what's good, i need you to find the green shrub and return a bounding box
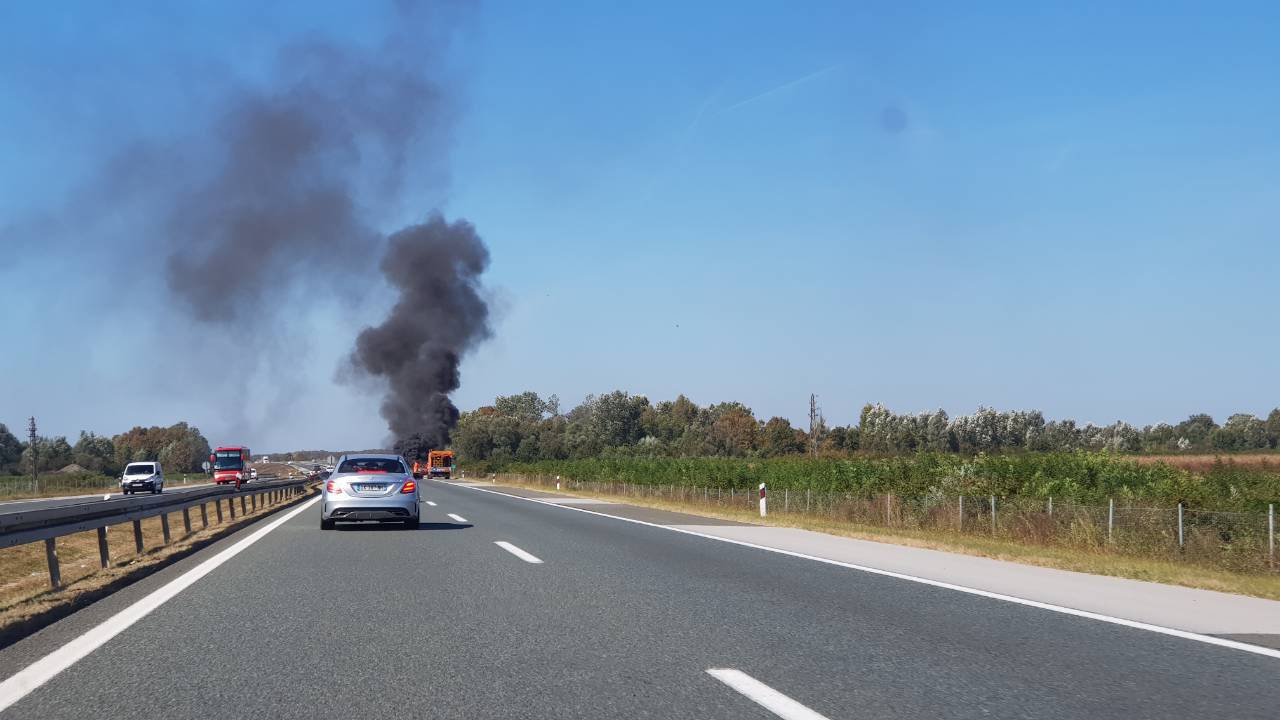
[484,452,1278,511]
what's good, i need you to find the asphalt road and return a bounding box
[1,481,1277,719]
[0,478,280,514]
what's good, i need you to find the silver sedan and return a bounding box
[320,454,420,530]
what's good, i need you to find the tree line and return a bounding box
[0,421,212,476]
[453,392,1280,464]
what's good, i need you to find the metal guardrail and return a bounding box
[0,474,319,591]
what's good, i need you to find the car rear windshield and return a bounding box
[338,458,406,474]
[126,464,155,475]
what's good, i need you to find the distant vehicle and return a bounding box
[413,450,455,480]
[250,468,258,480]
[261,456,270,463]
[210,446,251,488]
[121,462,164,495]
[321,454,419,530]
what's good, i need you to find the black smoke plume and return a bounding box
[3,2,489,448]
[350,215,491,456]
[165,34,451,324]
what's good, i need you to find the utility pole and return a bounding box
[27,417,38,494]
[808,394,824,459]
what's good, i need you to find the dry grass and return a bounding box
[0,486,316,643]
[491,476,1280,601]
[1134,453,1279,472]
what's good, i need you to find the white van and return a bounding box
[121,462,164,495]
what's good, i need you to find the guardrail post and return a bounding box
[216,499,225,523]
[133,520,144,553]
[160,513,171,545]
[229,497,237,520]
[200,503,208,528]
[240,496,247,516]
[45,538,61,590]
[251,494,257,512]
[182,507,192,534]
[97,526,110,568]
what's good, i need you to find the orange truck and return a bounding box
[413,450,455,480]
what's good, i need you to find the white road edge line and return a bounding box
[447,482,1280,661]
[0,495,322,713]
[425,501,437,506]
[447,513,468,523]
[707,668,831,720]
[494,541,543,564]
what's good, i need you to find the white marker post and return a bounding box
[759,483,767,518]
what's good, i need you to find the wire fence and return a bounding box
[495,473,1278,574]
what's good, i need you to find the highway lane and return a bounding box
[1,480,1277,719]
[0,478,285,514]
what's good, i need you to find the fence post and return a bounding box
[1177,503,1184,549]
[885,493,892,526]
[97,526,110,569]
[784,488,789,513]
[1108,498,1114,542]
[806,489,811,514]
[759,484,767,518]
[44,538,61,590]
[990,495,997,536]
[1047,496,1053,516]
[1268,504,1274,570]
[958,496,964,531]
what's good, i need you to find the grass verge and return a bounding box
[0,484,318,648]
[490,475,1280,601]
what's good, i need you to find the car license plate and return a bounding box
[356,484,387,492]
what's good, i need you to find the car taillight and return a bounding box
[326,480,342,494]
[400,480,416,494]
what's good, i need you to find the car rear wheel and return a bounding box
[321,518,335,530]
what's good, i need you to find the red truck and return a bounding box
[210,446,251,489]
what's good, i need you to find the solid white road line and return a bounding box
[425,501,437,506]
[447,513,467,523]
[453,484,1280,661]
[494,541,543,564]
[0,495,322,713]
[707,668,831,720]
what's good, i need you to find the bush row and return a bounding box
[487,452,1280,511]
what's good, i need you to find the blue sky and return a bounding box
[2,1,1278,451]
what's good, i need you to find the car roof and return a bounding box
[338,453,403,462]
